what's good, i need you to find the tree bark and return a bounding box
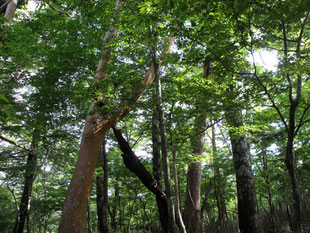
[57,9,173,229]
[226,110,260,233]
[112,126,170,229]
[153,56,178,232]
[212,124,226,224]
[4,0,17,25]
[261,149,278,233]
[86,205,92,233]
[109,184,119,233]
[14,128,40,233]
[184,58,210,233]
[285,133,301,233]
[172,150,186,233]
[96,140,109,233]
[152,110,169,232]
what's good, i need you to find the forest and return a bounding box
[0,0,310,233]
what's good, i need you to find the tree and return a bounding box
[58,1,174,228]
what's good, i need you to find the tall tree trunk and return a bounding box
[225,110,260,233]
[57,9,173,230]
[212,124,227,224]
[87,205,92,233]
[172,150,186,233]
[109,184,119,233]
[14,128,40,233]
[96,140,109,233]
[285,132,301,233]
[183,58,210,233]
[201,178,213,223]
[153,56,178,232]
[261,149,278,233]
[96,175,104,233]
[152,110,169,232]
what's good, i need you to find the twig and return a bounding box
[122,0,136,14]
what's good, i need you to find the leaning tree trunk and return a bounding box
[96,140,109,233]
[14,129,40,233]
[112,126,169,226]
[58,10,174,231]
[226,110,260,233]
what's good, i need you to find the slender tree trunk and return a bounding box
[225,110,260,233]
[172,150,186,233]
[285,133,301,233]
[152,110,169,232]
[261,149,278,232]
[109,184,119,233]
[87,205,92,233]
[153,57,178,232]
[96,174,104,233]
[96,139,109,233]
[212,125,226,224]
[201,178,212,223]
[14,129,40,233]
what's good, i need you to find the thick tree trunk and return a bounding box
[184,162,202,233]
[154,58,178,232]
[14,129,40,233]
[184,58,210,233]
[96,140,109,233]
[152,111,169,232]
[4,0,17,25]
[226,110,260,233]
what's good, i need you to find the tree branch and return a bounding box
[295,104,310,136]
[43,0,72,17]
[121,0,136,14]
[0,0,11,11]
[250,48,288,133]
[0,135,33,153]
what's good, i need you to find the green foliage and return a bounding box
[1,0,310,231]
